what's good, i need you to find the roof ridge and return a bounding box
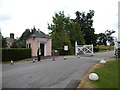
[29,30,50,39]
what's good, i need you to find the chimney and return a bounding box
[10,33,14,39]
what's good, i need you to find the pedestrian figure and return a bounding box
[37,48,41,61]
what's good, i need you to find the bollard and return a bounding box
[89,73,99,81]
[77,55,80,58]
[32,59,35,63]
[99,59,107,64]
[64,56,66,60]
[11,60,13,65]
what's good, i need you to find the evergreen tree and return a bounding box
[48,11,71,49]
[75,10,97,46]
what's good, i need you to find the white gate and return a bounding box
[75,41,93,56]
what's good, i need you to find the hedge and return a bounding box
[93,47,99,52]
[2,48,31,61]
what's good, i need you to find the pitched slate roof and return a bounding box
[29,31,50,39]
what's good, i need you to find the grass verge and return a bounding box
[95,45,114,52]
[78,58,118,88]
[2,58,33,64]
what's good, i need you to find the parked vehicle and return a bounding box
[114,38,120,58]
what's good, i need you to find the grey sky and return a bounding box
[0,0,119,38]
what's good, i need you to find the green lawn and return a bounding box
[78,59,119,88]
[95,45,114,52]
[91,60,118,88]
[98,45,114,52]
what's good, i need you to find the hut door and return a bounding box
[40,43,44,56]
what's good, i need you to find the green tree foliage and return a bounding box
[97,30,115,46]
[48,11,71,49]
[75,10,97,46]
[20,28,31,40]
[48,10,97,49]
[48,11,86,49]
[2,36,7,48]
[64,18,85,46]
[74,20,85,45]
[17,29,31,48]
[64,19,77,47]
[0,31,7,48]
[17,26,37,48]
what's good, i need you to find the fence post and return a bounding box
[75,41,78,55]
[91,44,94,56]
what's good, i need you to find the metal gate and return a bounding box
[75,41,93,56]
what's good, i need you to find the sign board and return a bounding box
[55,50,57,52]
[64,46,68,51]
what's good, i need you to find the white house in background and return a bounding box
[26,30,52,57]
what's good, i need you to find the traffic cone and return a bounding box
[11,60,13,65]
[53,58,55,61]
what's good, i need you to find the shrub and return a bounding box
[58,47,75,55]
[2,48,31,62]
[93,47,99,52]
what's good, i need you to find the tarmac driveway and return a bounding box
[2,51,114,88]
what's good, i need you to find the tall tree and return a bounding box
[2,36,7,48]
[17,26,38,48]
[75,10,97,46]
[20,28,31,41]
[98,30,115,46]
[48,11,71,49]
[64,18,85,46]
[17,28,31,48]
[0,31,7,48]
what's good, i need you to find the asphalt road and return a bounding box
[2,51,114,88]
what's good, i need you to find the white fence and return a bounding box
[75,41,93,56]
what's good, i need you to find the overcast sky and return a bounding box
[0,0,119,38]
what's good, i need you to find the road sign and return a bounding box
[64,46,68,51]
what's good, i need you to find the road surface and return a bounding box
[2,51,114,88]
